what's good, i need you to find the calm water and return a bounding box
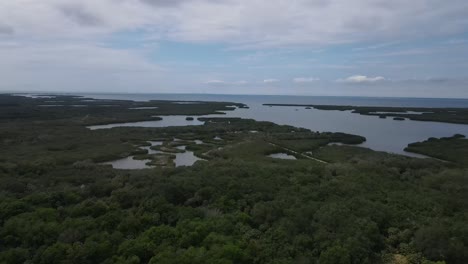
[268,153,297,160]
[15,93,468,156]
[102,156,153,170]
[174,146,203,167]
[76,93,468,108]
[130,107,159,110]
[103,140,201,169]
[88,116,205,130]
[141,141,163,155]
[102,141,162,169]
[217,105,468,157]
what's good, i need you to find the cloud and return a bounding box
[58,4,103,27]
[293,77,320,83]
[140,0,189,7]
[205,80,226,85]
[402,77,452,83]
[204,80,248,85]
[338,75,385,83]
[313,64,356,69]
[0,24,14,35]
[374,48,432,57]
[0,41,20,48]
[0,41,165,92]
[1,0,468,96]
[263,79,279,83]
[352,41,400,51]
[445,39,468,45]
[1,0,467,47]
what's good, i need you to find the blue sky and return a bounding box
[1,0,468,97]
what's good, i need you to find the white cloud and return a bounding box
[204,80,248,85]
[313,64,357,69]
[1,0,467,48]
[263,79,279,83]
[293,77,320,83]
[1,0,468,94]
[338,75,385,83]
[445,39,468,45]
[352,41,400,51]
[0,41,166,92]
[205,80,226,84]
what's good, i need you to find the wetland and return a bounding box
[0,93,467,264]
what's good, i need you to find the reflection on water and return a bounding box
[172,101,204,104]
[174,146,203,167]
[218,104,468,156]
[268,153,297,160]
[102,141,202,169]
[14,94,56,99]
[371,111,433,115]
[88,116,205,130]
[102,141,162,169]
[102,156,152,169]
[16,92,468,157]
[88,105,468,156]
[327,142,347,146]
[77,93,468,108]
[83,95,468,157]
[142,141,163,154]
[129,107,159,110]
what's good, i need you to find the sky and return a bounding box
[1,0,468,98]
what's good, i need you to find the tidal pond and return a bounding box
[101,141,202,169]
[218,104,468,157]
[81,93,468,156]
[88,116,205,130]
[173,146,203,167]
[268,153,297,160]
[102,156,153,170]
[129,107,159,110]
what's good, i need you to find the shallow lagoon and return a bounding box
[268,153,297,160]
[88,116,205,130]
[129,107,159,110]
[102,141,162,169]
[102,156,153,170]
[87,105,468,156]
[174,146,203,167]
[102,140,202,169]
[220,104,468,157]
[15,92,468,155]
[82,94,468,156]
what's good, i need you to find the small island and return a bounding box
[263,103,468,124]
[405,134,468,165]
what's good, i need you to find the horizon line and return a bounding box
[3,90,468,101]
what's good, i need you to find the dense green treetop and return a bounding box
[0,94,466,264]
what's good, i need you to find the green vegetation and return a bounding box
[263,104,468,125]
[1,94,245,126]
[0,94,467,264]
[405,134,468,165]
